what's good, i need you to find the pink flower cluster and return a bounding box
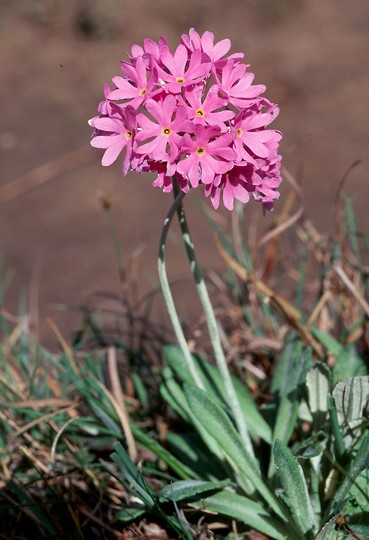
[89,29,282,211]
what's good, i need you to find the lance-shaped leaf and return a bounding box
[191,491,292,540]
[164,345,272,443]
[273,439,316,537]
[159,479,230,502]
[329,431,369,515]
[306,362,330,429]
[184,384,287,521]
[332,376,369,450]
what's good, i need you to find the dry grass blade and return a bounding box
[306,290,332,328]
[333,264,369,317]
[334,157,363,239]
[107,346,137,462]
[50,417,80,463]
[83,347,138,462]
[10,404,79,441]
[19,444,50,475]
[214,233,324,358]
[258,166,304,247]
[2,399,75,408]
[47,317,80,376]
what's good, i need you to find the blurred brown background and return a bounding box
[1,0,368,346]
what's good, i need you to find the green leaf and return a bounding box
[350,524,369,536]
[132,370,149,408]
[270,347,312,479]
[184,384,287,521]
[159,479,230,502]
[334,344,367,380]
[108,443,155,508]
[327,394,345,459]
[130,425,198,480]
[318,498,354,539]
[330,431,369,514]
[7,480,58,536]
[116,506,146,523]
[333,376,369,425]
[191,491,291,540]
[273,439,316,537]
[300,444,322,459]
[346,464,369,516]
[161,367,226,464]
[272,396,299,449]
[332,376,369,449]
[160,366,193,424]
[164,345,272,443]
[315,510,345,540]
[166,431,226,479]
[305,362,330,429]
[270,336,303,395]
[312,330,367,380]
[312,329,342,357]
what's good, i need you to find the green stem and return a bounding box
[158,190,204,390]
[173,181,253,454]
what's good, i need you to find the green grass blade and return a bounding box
[7,480,58,536]
[108,442,155,507]
[130,425,198,480]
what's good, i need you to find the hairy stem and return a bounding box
[158,190,204,389]
[173,180,253,453]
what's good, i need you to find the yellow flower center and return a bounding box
[196,146,205,156]
[176,77,185,84]
[125,130,133,139]
[139,88,147,96]
[162,127,172,137]
[236,128,243,137]
[196,108,205,118]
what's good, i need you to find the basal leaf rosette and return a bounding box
[89,29,282,211]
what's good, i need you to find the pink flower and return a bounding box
[130,36,168,64]
[136,94,193,161]
[233,105,282,163]
[204,165,253,211]
[89,29,283,212]
[181,85,235,131]
[177,125,236,188]
[181,29,244,67]
[89,104,136,174]
[157,44,211,94]
[215,61,266,108]
[252,156,282,208]
[150,162,189,193]
[108,56,158,109]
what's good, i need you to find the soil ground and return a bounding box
[1,0,369,347]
